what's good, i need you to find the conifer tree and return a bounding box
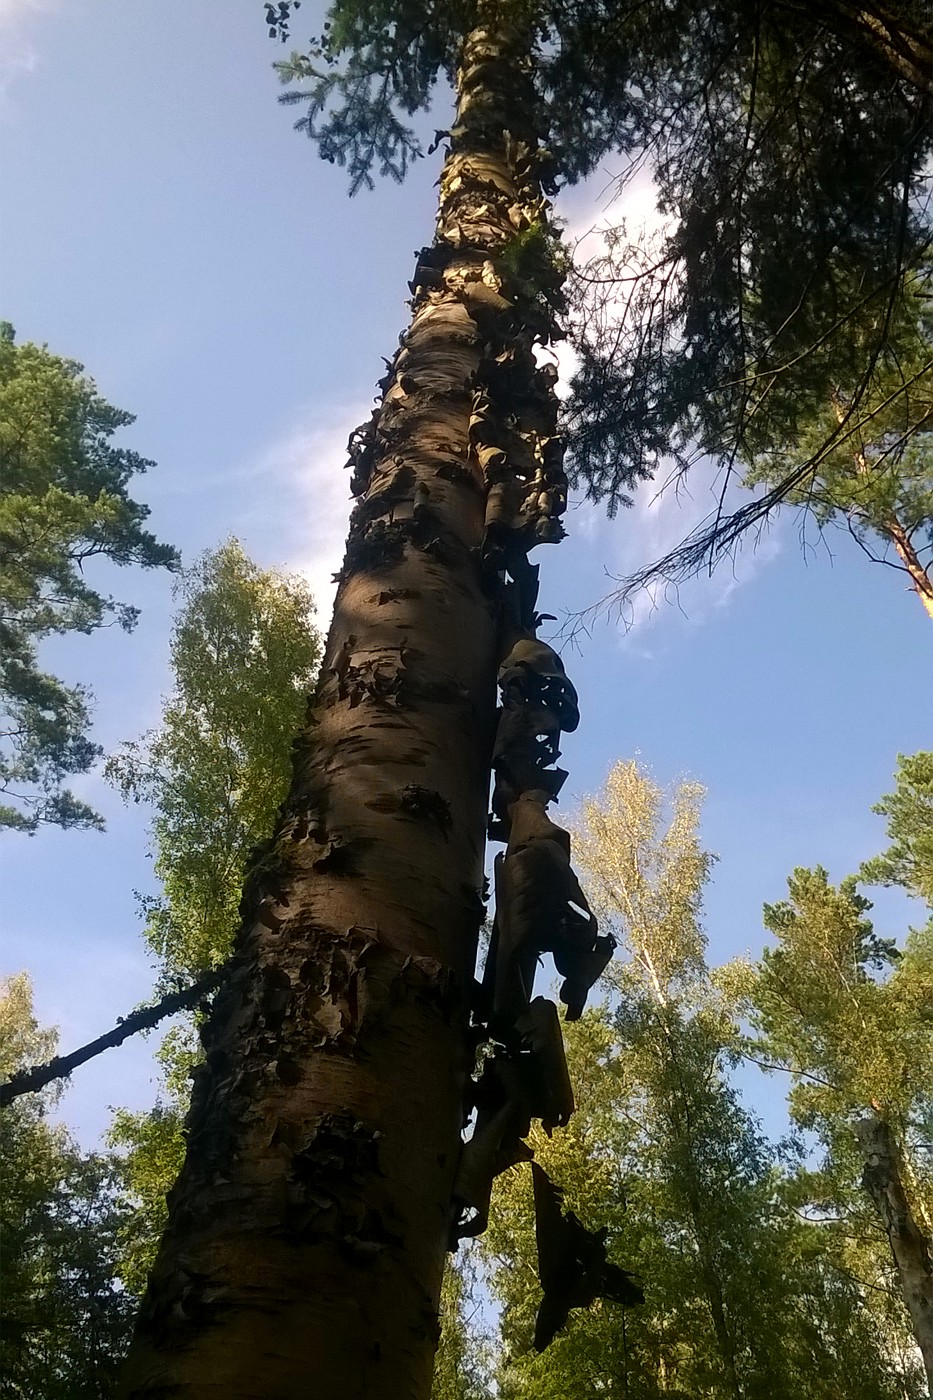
[0,324,178,833]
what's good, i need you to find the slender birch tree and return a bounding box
[734,755,933,1394]
[107,540,321,1297]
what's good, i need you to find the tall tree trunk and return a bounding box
[856,1114,933,1395]
[668,1095,743,1400]
[120,9,566,1400]
[883,515,933,622]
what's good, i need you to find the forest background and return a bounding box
[0,0,930,1393]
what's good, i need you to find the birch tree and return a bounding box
[736,757,933,1392]
[106,540,321,1295]
[117,3,932,1396]
[122,12,581,1394]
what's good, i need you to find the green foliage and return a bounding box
[107,1103,186,1298]
[431,1256,492,1400]
[480,761,922,1398]
[749,868,930,1131]
[0,975,135,1399]
[742,268,932,596]
[560,2,932,521]
[105,540,321,1295]
[731,764,933,1387]
[860,752,933,906]
[0,322,178,833]
[106,539,321,983]
[276,0,468,193]
[496,221,568,324]
[273,1,931,599]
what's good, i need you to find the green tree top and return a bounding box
[106,539,322,984]
[105,540,322,1295]
[272,1,932,596]
[0,323,178,833]
[861,753,933,906]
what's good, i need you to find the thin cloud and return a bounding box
[602,460,784,640]
[253,404,362,625]
[0,0,56,92]
[556,173,782,639]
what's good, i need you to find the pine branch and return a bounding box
[0,969,224,1107]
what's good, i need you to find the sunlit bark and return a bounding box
[119,7,568,1399]
[884,515,933,622]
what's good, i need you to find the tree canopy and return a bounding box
[105,539,322,1294]
[272,0,932,582]
[860,751,933,903]
[106,539,321,984]
[479,759,926,1398]
[0,323,178,834]
[0,975,135,1399]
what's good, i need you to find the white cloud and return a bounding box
[596,460,783,642]
[252,403,363,627]
[253,167,780,651]
[0,0,57,92]
[553,169,782,640]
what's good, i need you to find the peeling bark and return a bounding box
[856,1115,933,1394]
[119,8,583,1399]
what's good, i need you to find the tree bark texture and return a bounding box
[856,1114,933,1395]
[884,515,933,621]
[120,9,575,1399]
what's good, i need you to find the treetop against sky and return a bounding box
[0,0,928,1156]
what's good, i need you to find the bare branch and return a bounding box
[0,968,225,1107]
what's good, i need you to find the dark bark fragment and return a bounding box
[532,1161,643,1352]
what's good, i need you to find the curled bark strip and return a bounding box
[489,798,613,1026]
[532,1161,643,1352]
[0,970,223,1107]
[449,997,572,1244]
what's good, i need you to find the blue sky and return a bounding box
[1,0,929,1149]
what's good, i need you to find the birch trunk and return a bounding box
[120,9,564,1399]
[856,1114,933,1395]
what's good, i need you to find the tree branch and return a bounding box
[0,968,225,1107]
